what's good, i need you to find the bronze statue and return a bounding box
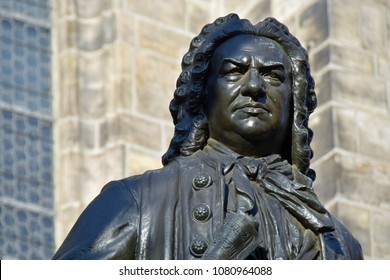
[53,14,363,260]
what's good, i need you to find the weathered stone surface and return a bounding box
[312,155,337,203]
[102,80,116,113]
[116,77,133,111]
[338,155,390,207]
[103,0,113,10]
[312,44,374,74]
[56,152,81,206]
[80,121,97,150]
[299,0,329,48]
[185,0,211,34]
[163,123,175,152]
[114,43,132,75]
[357,112,390,161]
[75,0,102,18]
[76,52,107,119]
[57,119,80,150]
[313,71,332,105]
[272,0,313,19]
[102,44,130,116]
[77,19,104,51]
[78,86,106,118]
[243,0,272,25]
[329,0,360,47]
[224,0,258,12]
[335,107,357,153]
[372,210,390,259]
[128,150,162,176]
[102,12,117,44]
[100,113,162,151]
[59,53,78,84]
[279,16,296,38]
[58,81,78,117]
[136,51,180,120]
[56,0,76,18]
[310,107,334,161]
[335,202,371,256]
[58,53,78,117]
[99,115,120,147]
[377,56,390,79]
[365,0,390,8]
[55,204,84,247]
[332,70,387,111]
[310,45,329,72]
[358,4,386,54]
[128,0,185,27]
[387,13,390,54]
[138,19,191,59]
[57,19,76,53]
[79,145,126,206]
[117,12,135,45]
[78,53,104,86]
[101,47,116,81]
[331,45,374,74]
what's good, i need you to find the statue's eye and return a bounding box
[223,65,247,81]
[227,68,244,75]
[263,70,285,84]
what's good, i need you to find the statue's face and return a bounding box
[206,34,292,153]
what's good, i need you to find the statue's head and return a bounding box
[162,14,317,180]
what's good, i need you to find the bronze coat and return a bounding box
[52,150,363,260]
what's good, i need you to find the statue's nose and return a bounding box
[242,68,265,98]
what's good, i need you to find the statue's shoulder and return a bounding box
[109,159,182,192]
[105,152,211,195]
[331,217,364,259]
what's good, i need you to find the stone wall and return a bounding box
[52,0,390,259]
[304,0,390,259]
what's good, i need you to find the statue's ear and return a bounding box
[307,89,317,113]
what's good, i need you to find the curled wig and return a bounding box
[162,14,317,181]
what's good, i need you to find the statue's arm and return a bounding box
[52,180,139,260]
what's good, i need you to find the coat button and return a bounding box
[192,173,212,190]
[190,239,208,257]
[192,203,211,222]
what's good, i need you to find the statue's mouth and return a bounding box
[236,102,269,115]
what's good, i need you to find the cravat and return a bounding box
[222,154,334,234]
[222,155,291,213]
